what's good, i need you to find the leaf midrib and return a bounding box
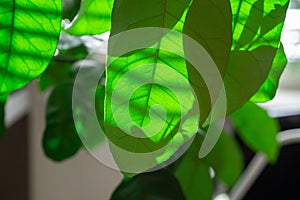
[139,0,167,128]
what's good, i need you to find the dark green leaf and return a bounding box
[225,45,276,113]
[183,0,232,123]
[231,101,279,162]
[204,131,243,187]
[111,170,185,200]
[0,0,62,94]
[65,0,113,35]
[225,0,289,113]
[175,135,213,200]
[95,85,105,125]
[43,83,81,161]
[251,43,287,102]
[62,0,81,21]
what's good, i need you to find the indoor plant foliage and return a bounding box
[0,0,289,199]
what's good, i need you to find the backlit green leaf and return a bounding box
[65,0,113,36]
[110,0,190,35]
[251,43,287,102]
[0,0,62,94]
[43,83,81,161]
[231,101,280,162]
[231,0,288,50]
[105,0,195,172]
[225,0,288,113]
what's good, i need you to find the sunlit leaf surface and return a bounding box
[225,0,288,113]
[105,0,194,171]
[0,0,62,94]
[65,0,113,36]
[251,43,287,102]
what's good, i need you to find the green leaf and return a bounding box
[43,83,81,161]
[0,96,6,138]
[183,0,232,123]
[204,131,243,187]
[175,135,213,200]
[225,0,289,113]
[231,0,288,50]
[251,43,287,102]
[65,0,113,36]
[231,101,280,162]
[0,0,62,94]
[105,0,196,172]
[110,0,190,36]
[175,131,243,198]
[95,85,105,125]
[111,170,185,200]
[224,45,276,113]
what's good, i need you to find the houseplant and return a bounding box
[0,0,289,199]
